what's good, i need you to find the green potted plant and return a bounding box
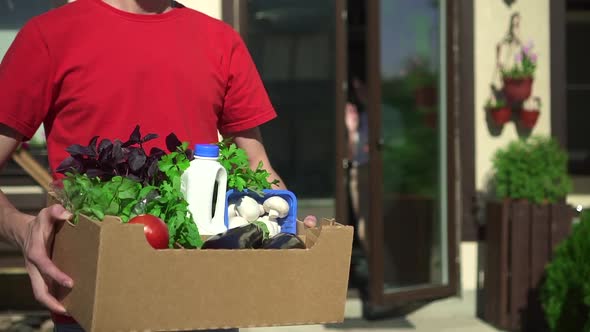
[541,210,590,332]
[492,136,571,204]
[502,41,537,103]
[482,136,573,331]
[485,97,511,126]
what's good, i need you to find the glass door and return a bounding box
[241,0,348,221]
[363,0,457,306]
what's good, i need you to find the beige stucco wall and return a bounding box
[474,0,551,192]
[462,0,551,292]
[178,0,222,19]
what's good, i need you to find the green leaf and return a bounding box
[252,221,270,240]
[491,136,571,203]
[89,206,105,220]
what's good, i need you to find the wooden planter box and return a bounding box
[482,199,573,331]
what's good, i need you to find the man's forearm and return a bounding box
[265,167,287,190]
[0,190,30,250]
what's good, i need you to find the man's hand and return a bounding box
[1,125,73,312]
[302,215,317,228]
[22,204,74,314]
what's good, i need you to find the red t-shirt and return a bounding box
[0,0,276,178]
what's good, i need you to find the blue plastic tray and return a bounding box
[224,189,298,234]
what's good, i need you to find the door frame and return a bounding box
[365,0,462,305]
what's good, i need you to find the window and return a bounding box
[566,2,590,174]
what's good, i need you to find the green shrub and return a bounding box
[492,136,572,204]
[541,211,590,332]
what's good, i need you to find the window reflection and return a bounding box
[379,0,446,292]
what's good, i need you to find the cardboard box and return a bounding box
[50,209,353,331]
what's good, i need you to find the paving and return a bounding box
[241,290,502,332]
[0,290,502,332]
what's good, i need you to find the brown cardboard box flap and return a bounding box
[52,213,353,331]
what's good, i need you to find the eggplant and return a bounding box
[262,233,306,249]
[201,223,265,249]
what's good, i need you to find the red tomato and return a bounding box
[128,214,170,249]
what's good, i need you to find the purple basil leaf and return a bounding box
[185,148,194,161]
[98,139,113,154]
[128,148,147,172]
[165,133,182,152]
[56,156,83,174]
[121,147,131,161]
[112,140,124,163]
[146,160,160,179]
[149,147,166,159]
[123,125,141,147]
[86,168,105,179]
[99,145,114,165]
[142,133,158,143]
[80,159,100,172]
[116,162,129,176]
[87,136,99,157]
[65,144,93,157]
[126,174,141,182]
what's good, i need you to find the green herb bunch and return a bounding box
[217,138,279,196]
[55,127,203,248]
[541,211,590,332]
[492,136,572,204]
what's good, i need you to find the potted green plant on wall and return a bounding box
[485,96,512,126]
[502,41,537,103]
[482,136,574,331]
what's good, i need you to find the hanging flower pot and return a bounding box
[485,97,511,126]
[503,77,534,103]
[520,109,540,129]
[501,42,538,103]
[490,107,512,125]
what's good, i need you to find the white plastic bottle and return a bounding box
[181,144,228,235]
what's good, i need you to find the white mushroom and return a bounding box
[258,216,281,237]
[236,195,261,222]
[258,204,265,216]
[228,216,249,229]
[227,203,238,218]
[263,196,290,219]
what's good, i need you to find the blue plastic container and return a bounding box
[224,189,298,234]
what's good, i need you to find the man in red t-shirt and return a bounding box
[0,0,317,330]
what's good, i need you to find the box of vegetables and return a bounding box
[48,126,354,332]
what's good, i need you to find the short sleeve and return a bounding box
[0,19,52,139]
[219,32,276,135]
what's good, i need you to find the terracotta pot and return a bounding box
[489,107,512,125]
[520,109,540,129]
[503,77,533,102]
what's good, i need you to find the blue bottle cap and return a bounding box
[194,144,219,158]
